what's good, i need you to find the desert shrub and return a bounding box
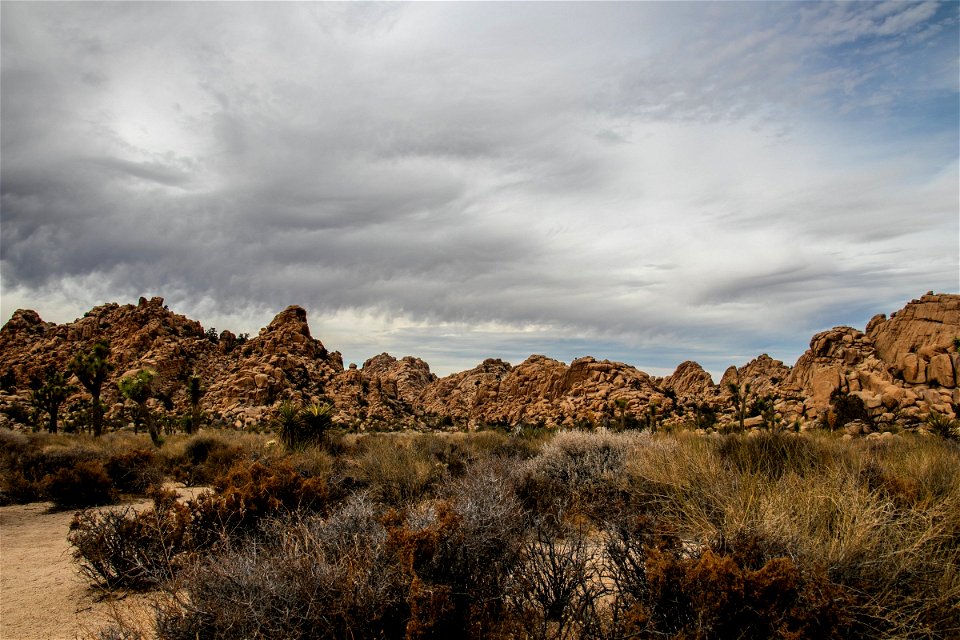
[604,519,853,639]
[69,487,192,589]
[165,433,245,486]
[347,435,442,506]
[42,458,117,508]
[0,431,159,504]
[926,411,960,440]
[509,514,605,640]
[413,433,475,477]
[95,627,145,640]
[0,469,43,505]
[470,427,549,459]
[387,464,526,638]
[188,459,329,546]
[0,429,41,503]
[105,448,163,494]
[714,431,831,479]
[286,446,334,479]
[516,429,637,519]
[276,401,332,452]
[74,431,960,638]
[155,497,409,640]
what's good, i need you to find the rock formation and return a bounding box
[417,355,671,430]
[1,291,957,433]
[784,293,960,424]
[661,361,715,400]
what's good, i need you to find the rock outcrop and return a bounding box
[785,293,960,423]
[328,354,436,428]
[661,361,715,400]
[419,355,672,430]
[1,291,957,433]
[0,298,345,430]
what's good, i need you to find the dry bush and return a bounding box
[70,458,331,593]
[620,431,960,638]
[162,432,246,486]
[0,429,163,504]
[509,514,605,640]
[346,434,443,507]
[75,430,960,639]
[413,433,475,477]
[69,487,192,589]
[186,459,330,547]
[466,427,549,460]
[104,448,163,494]
[42,458,117,509]
[286,446,334,478]
[384,461,527,638]
[155,496,409,640]
[516,429,642,519]
[714,430,833,479]
[1,437,105,505]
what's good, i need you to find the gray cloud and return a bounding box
[2,2,957,377]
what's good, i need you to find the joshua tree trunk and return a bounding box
[146,408,161,448]
[47,405,60,434]
[91,391,104,437]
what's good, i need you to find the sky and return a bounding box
[2,2,958,379]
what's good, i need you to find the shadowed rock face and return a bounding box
[1,292,958,431]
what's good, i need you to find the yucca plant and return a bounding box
[926,411,960,440]
[277,401,332,451]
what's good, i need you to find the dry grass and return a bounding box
[10,424,952,638]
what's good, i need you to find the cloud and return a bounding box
[2,2,957,377]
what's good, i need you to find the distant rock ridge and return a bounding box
[0,292,958,432]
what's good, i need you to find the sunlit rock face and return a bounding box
[1,292,957,431]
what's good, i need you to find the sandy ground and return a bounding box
[0,486,207,640]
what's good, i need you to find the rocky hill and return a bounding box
[1,292,958,433]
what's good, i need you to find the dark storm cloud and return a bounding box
[2,2,957,376]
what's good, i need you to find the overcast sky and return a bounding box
[2,2,958,378]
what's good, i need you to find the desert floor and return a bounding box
[1,486,205,640]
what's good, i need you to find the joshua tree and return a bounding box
[752,394,780,431]
[612,398,630,431]
[69,341,113,437]
[119,369,161,447]
[186,375,204,434]
[643,402,660,433]
[30,369,76,433]
[727,376,752,432]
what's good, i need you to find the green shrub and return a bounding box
[926,411,960,440]
[276,401,332,452]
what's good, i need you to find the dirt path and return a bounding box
[0,500,144,639]
[1,486,207,640]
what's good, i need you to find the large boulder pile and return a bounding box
[0,298,345,430]
[1,291,957,433]
[419,355,672,430]
[785,293,960,423]
[327,353,436,428]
